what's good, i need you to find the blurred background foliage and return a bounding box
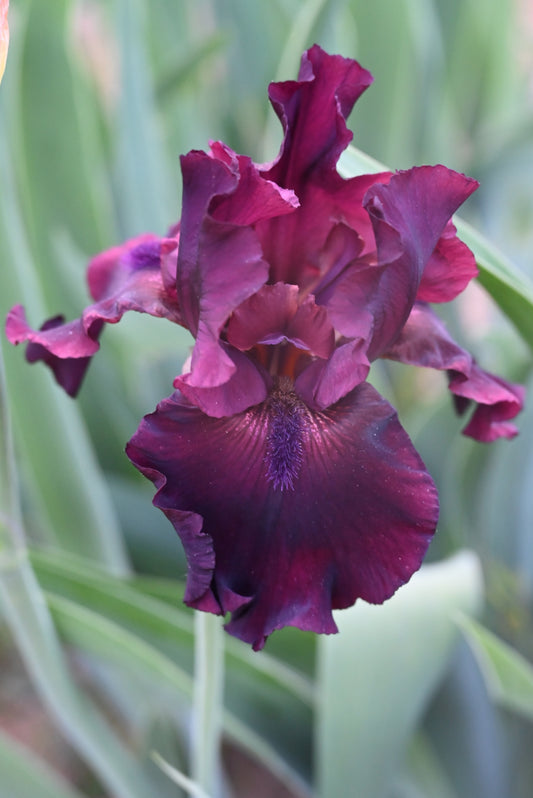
[1,0,533,796]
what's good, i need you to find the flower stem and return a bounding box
[192,610,225,796]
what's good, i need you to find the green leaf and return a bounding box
[338,145,533,348]
[457,615,533,722]
[113,0,176,235]
[40,582,312,797]
[30,547,314,791]
[0,729,86,798]
[315,551,483,798]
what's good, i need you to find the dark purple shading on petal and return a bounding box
[25,314,102,396]
[362,166,479,359]
[5,234,181,396]
[385,303,524,441]
[177,149,296,393]
[295,337,370,409]
[126,381,438,650]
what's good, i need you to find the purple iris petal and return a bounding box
[177,149,298,398]
[257,47,374,287]
[25,314,102,397]
[385,303,524,440]
[417,221,479,303]
[175,343,268,418]
[126,381,438,650]
[5,234,180,396]
[227,283,335,358]
[362,166,479,359]
[5,43,525,649]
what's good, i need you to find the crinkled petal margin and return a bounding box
[5,235,180,396]
[385,303,524,441]
[126,382,438,650]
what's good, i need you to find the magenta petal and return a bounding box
[5,235,181,396]
[417,221,479,303]
[256,45,377,288]
[449,366,525,442]
[177,150,292,388]
[227,283,335,358]
[209,142,299,225]
[385,303,524,441]
[7,310,101,396]
[126,382,438,650]
[265,45,373,187]
[175,344,268,417]
[363,166,479,357]
[295,338,370,409]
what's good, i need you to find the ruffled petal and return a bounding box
[295,338,370,409]
[385,303,524,441]
[362,166,479,358]
[5,234,180,396]
[265,44,373,187]
[126,381,438,650]
[177,149,296,389]
[256,46,376,287]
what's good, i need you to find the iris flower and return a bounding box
[6,46,524,649]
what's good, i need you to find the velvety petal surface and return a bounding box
[5,234,180,396]
[126,381,438,650]
[385,303,524,441]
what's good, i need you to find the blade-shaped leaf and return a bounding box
[316,551,483,798]
[457,614,533,722]
[42,586,312,798]
[0,729,86,798]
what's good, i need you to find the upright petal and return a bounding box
[126,382,438,650]
[177,149,296,390]
[265,44,373,187]
[385,303,524,441]
[257,46,376,287]
[362,166,479,358]
[227,283,335,358]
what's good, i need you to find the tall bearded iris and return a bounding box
[6,46,524,649]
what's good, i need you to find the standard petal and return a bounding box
[265,44,373,187]
[126,382,438,650]
[177,149,295,389]
[295,337,370,409]
[5,234,181,395]
[361,166,479,358]
[385,303,524,441]
[256,43,378,287]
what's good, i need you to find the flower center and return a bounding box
[265,377,307,491]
